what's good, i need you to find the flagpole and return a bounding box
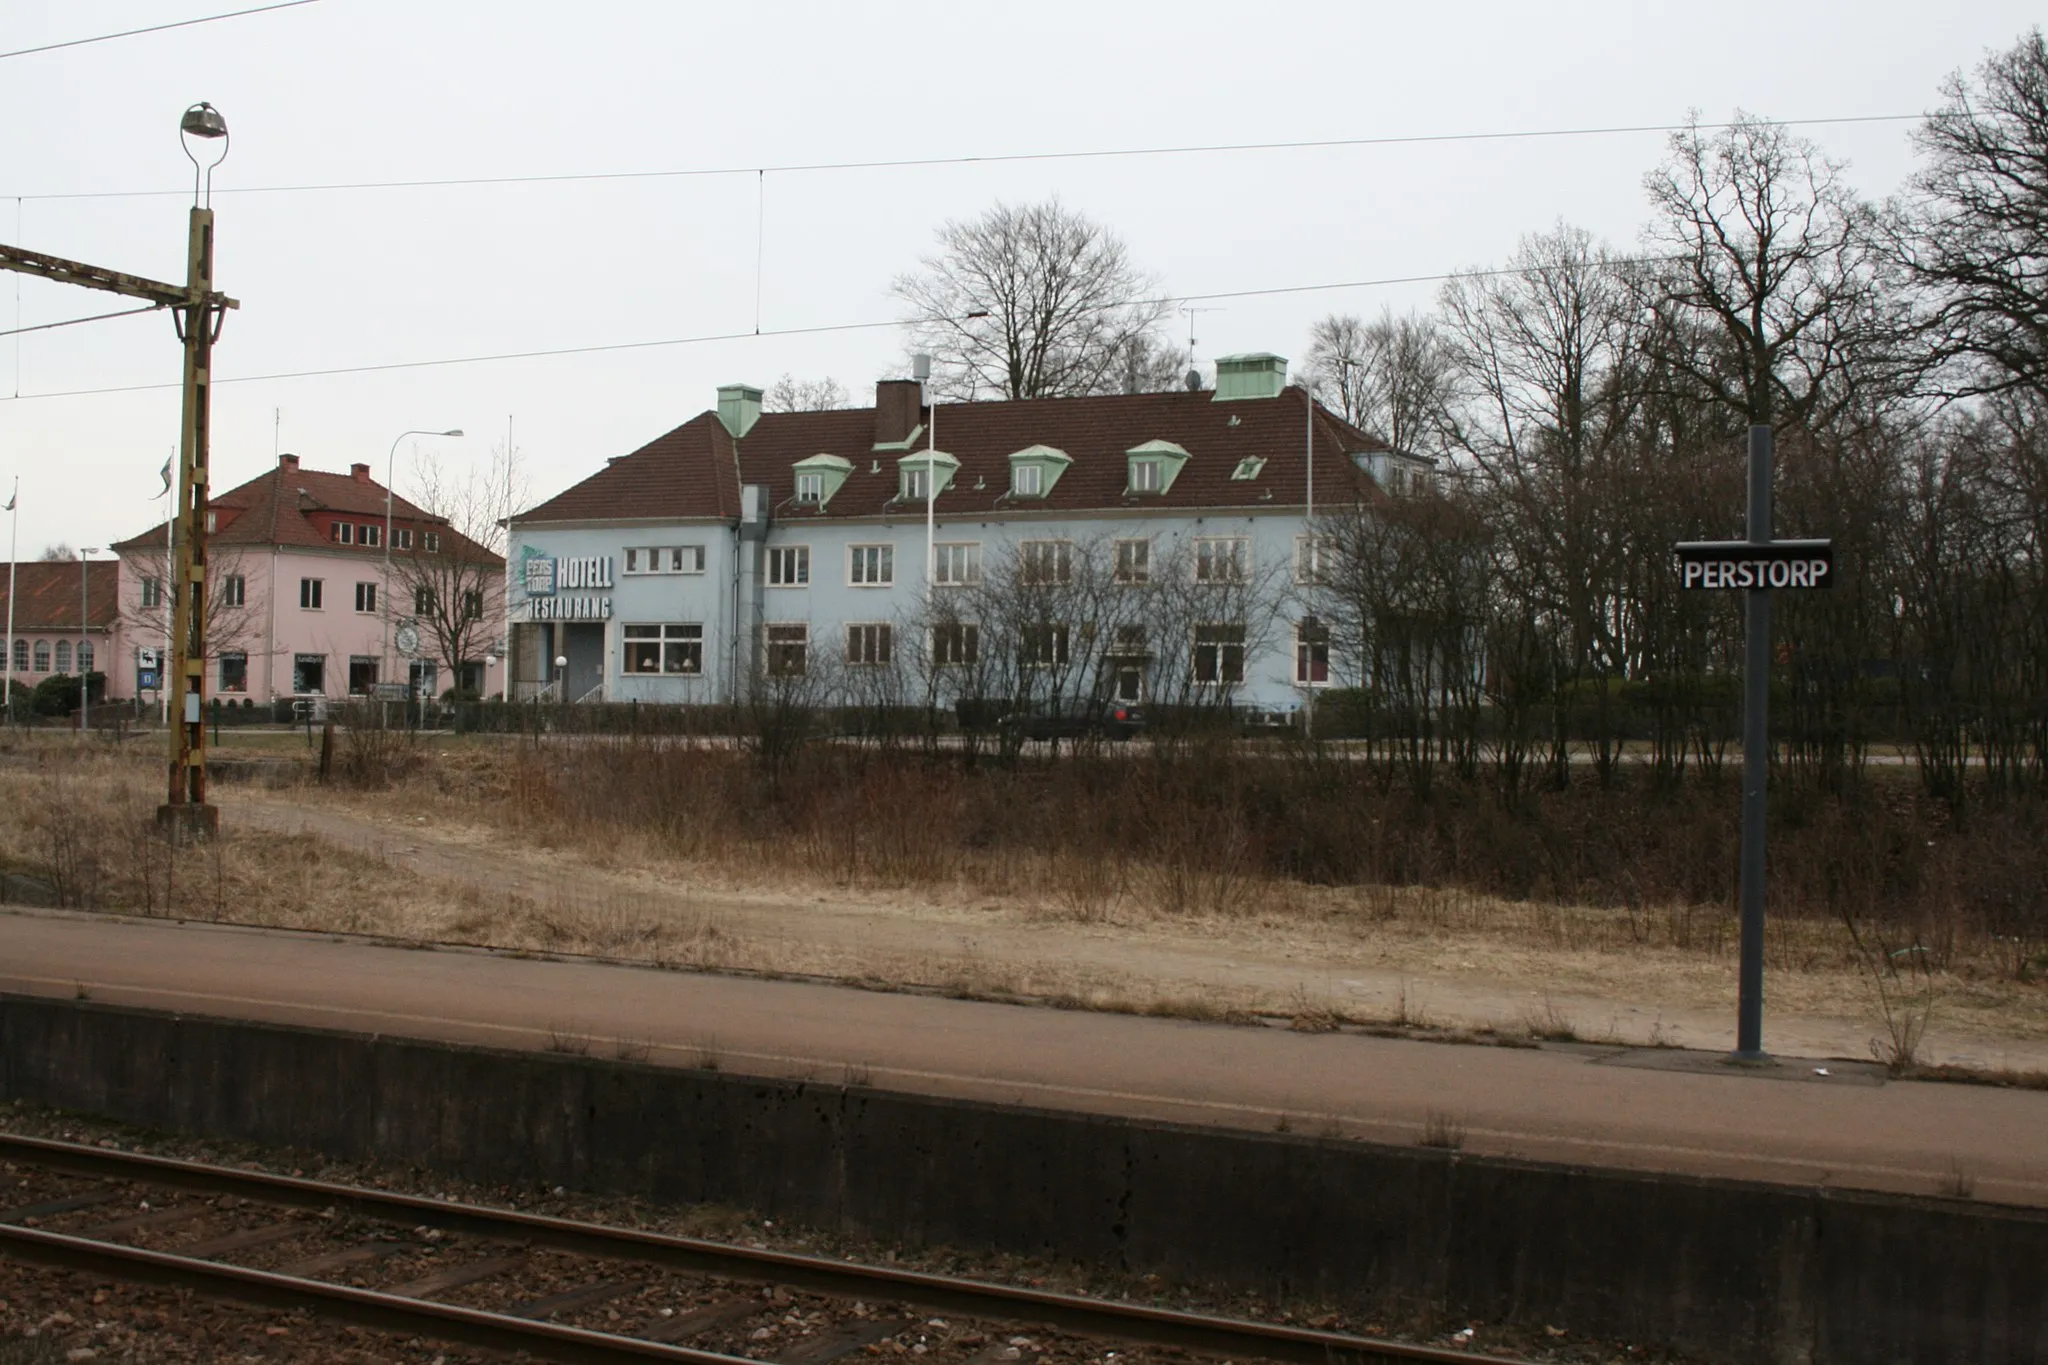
[5,478,17,726]
[162,451,173,726]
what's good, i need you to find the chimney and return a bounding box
[350,462,372,482]
[279,453,300,471]
[1212,352,1290,402]
[716,383,763,439]
[873,379,923,449]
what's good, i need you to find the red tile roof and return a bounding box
[0,561,120,632]
[111,457,501,565]
[516,387,1391,526]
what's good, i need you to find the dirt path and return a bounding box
[223,790,2048,1072]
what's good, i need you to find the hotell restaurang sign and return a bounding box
[521,549,614,620]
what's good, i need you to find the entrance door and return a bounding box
[563,622,605,702]
[1113,665,1144,703]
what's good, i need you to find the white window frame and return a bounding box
[394,528,413,550]
[1294,535,1336,585]
[1113,538,1150,585]
[55,640,71,673]
[1295,619,1332,687]
[768,544,811,587]
[845,622,894,667]
[902,468,931,502]
[332,521,354,545]
[623,622,704,676]
[1021,622,1070,669]
[1128,459,1163,494]
[1193,623,1247,685]
[795,472,825,505]
[423,532,441,553]
[1019,539,1074,586]
[848,543,895,587]
[140,577,162,608]
[933,541,981,587]
[930,621,981,668]
[218,650,248,693]
[221,574,246,608]
[624,546,707,576]
[360,523,383,548]
[1194,536,1249,584]
[1012,463,1045,497]
[765,622,809,676]
[299,577,324,610]
[354,581,378,614]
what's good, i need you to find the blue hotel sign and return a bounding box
[520,548,615,621]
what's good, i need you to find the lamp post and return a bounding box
[78,548,100,734]
[382,429,463,689]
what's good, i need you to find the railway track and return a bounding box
[0,1131,1523,1365]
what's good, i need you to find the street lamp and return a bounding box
[383,428,464,689]
[78,548,100,735]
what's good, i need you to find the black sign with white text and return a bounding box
[1676,539,1833,591]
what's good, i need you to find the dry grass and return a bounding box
[2,733,2044,1065]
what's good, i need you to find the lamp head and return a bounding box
[179,102,230,206]
[180,103,227,140]
[442,429,464,437]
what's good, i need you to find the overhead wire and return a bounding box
[0,254,1695,403]
[0,303,166,340]
[10,113,1928,203]
[0,0,326,62]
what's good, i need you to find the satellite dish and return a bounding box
[1184,368,1203,392]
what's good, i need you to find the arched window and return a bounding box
[11,640,25,672]
[55,641,71,672]
[78,642,93,675]
[33,641,49,672]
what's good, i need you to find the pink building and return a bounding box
[109,454,505,704]
[0,559,120,701]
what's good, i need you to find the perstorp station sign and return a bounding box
[1676,539,1832,591]
[520,547,615,621]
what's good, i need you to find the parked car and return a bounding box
[998,697,1146,742]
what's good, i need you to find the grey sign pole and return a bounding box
[1736,425,1772,1060]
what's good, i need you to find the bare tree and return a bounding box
[895,200,1173,400]
[38,544,74,562]
[1901,29,2048,401]
[1303,308,1455,454]
[388,445,519,696]
[763,374,851,413]
[119,544,256,659]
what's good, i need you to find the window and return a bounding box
[768,545,810,587]
[77,642,93,675]
[624,546,706,575]
[1020,540,1073,586]
[849,543,894,587]
[11,640,25,672]
[795,472,825,505]
[141,578,162,608]
[457,660,485,694]
[219,651,248,692]
[1108,624,1148,656]
[624,623,704,675]
[1129,459,1162,494]
[409,659,439,697]
[931,622,980,667]
[360,523,382,548]
[205,509,217,533]
[765,623,808,676]
[1194,536,1249,584]
[32,641,49,673]
[1194,625,1246,684]
[1295,619,1331,685]
[332,521,354,545]
[461,589,485,621]
[902,468,931,502]
[55,641,71,673]
[1022,623,1070,669]
[293,653,326,694]
[1113,538,1150,585]
[348,656,379,695]
[395,528,413,550]
[221,574,245,607]
[299,578,324,610]
[415,586,436,615]
[933,542,981,586]
[423,532,441,553]
[1013,464,1045,497]
[1294,536,1335,585]
[845,622,893,667]
[1231,457,1266,481]
[354,582,378,613]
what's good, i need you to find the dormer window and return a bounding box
[1006,445,1070,498]
[903,467,931,502]
[796,472,824,504]
[792,453,853,509]
[1129,460,1163,494]
[1124,439,1190,494]
[1013,464,1044,497]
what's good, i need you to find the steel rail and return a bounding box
[0,1132,1507,1365]
[0,1221,743,1364]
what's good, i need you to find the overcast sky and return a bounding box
[0,1,2039,557]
